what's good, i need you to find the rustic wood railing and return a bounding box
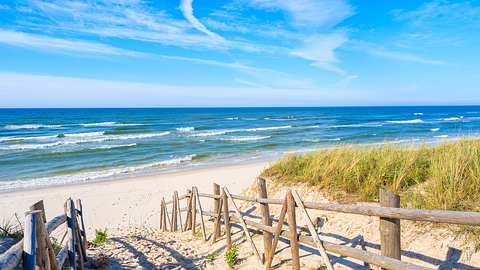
[160,178,480,270]
[0,198,87,270]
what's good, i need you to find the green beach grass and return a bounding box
[262,139,480,248]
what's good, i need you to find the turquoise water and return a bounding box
[1,107,479,192]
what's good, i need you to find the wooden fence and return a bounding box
[0,198,87,270]
[160,178,480,270]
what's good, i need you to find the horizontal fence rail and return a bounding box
[0,198,87,270]
[160,177,480,270]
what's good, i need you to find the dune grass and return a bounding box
[262,139,480,248]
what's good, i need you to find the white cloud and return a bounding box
[180,0,224,41]
[291,33,348,75]
[0,29,143,57]
[247,0,353,28]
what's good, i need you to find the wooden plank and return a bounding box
[73,215,85,270]
[65,199,77,270]
[292,191,333,270]
[201,210,430,270]
[30,200,58,270]
[222,190,232,249]
[46,215,67,234]
[380,190,401,267]
[175,191,184,232]
[184,190,193,231]
[192,187,197,236]
[193,187,207,241]
[0,241,23,270]
[35,212,49,270]
[257,177,272,263]
[224,187,263,266]
[171,193,177,232]
[210,196,223,244]
[55,245,68,268]
[213,183,221,238]
[287,191,300,270]
[226,194,480,226]
[24,210,41,270]
[265,196,287,270]
[76,199,88,262]
[160,199,165,231]
[163,198,172,230]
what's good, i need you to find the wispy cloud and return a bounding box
[0,29,143,57]
[180,0,224,41]
[291,33,348,75]
[246,0,354,28]
[350,40,445,65]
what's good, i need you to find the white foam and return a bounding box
[176,127,195,132]
[442,117,463,121]
[331,123,383,128]
[92,143,137,150]
[386,119,424,124]
[80,122,142,127]
[221,136,270,142]
[244,125,292,132]
[0,154,196,192]
[413,113,424,116]
[226,117,239,120]
[4,124,62,130]
[435,135,449,138]
[191,131,228,137]
[264,117,297,121]
[431,128,440,132]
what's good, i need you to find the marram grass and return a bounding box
[262,139,480,249]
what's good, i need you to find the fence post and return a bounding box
[31,200,58,270]
[23,210,41,270]
[286,191,300,270]
[379,189,401,266]
[213,183,221,238]
[257,177,272,263]
[191,187,197,236]
[222,189,232,249]
[66,199,77,270]
[76,199,88,262]
[171,193,177,232]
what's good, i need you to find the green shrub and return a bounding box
[206,252,218,262]
[94,229,108,245]
[0,218,23,240]
[224,245,239,268]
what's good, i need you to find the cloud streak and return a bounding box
[0,29,143,57]
[180,0,224,41]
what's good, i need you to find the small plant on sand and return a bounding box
[206,252,218,262]
[193,229,202,240]
[94,229,108,245]
[0,218,23,240]
[224,245,239,268]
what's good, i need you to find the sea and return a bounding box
[1,106,479,192]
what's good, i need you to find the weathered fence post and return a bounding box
[24,210,41,270]
[160,199,164,231]
[191,187,197,236]
[184,189,193,231]
[171,193,177,232]
[213,183,221,238]
[31,200,58,270]
[76,199,88,263]
[379,189,401,266]
[257,177,272,263]
[65,199,77,270]
[222,189,232,249]
[286,191,300,270]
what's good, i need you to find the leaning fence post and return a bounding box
[191,187,197,236]
[76,199,88,262]
[24,210,41,270]
[213,183,221,238]
[286,191,300,270]
[66,199,77,270]
[31,200,58,270]
[257,177,272,263]
[222,189,232,249]
[379,189,401,266]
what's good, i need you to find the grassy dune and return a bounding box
[263,139,480,247]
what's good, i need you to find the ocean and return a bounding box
[1,106,479,192]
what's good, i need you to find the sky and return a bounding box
[0,0,479,107]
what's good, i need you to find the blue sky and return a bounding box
[0,0,479,107]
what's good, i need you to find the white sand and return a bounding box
[0,161,269,237]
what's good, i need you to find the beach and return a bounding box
[0,161,269,237]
